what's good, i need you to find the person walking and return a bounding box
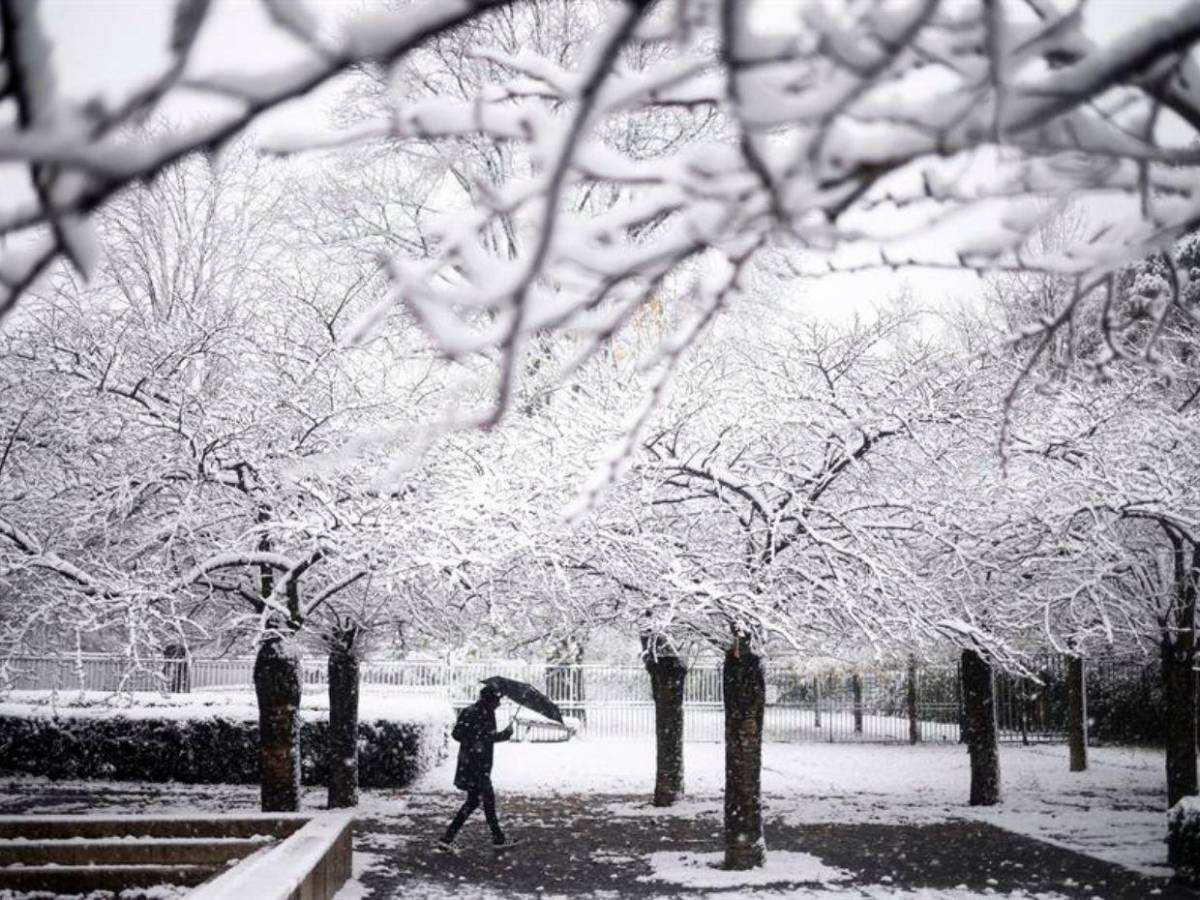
[438,684,515,850]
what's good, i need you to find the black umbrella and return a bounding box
[481,676,564,723]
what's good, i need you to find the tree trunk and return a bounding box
[254,636,302,812]
[723,635,765,870]
[907,655,920,745]
[327,627,360,809]
[961,649,1000,806]
[642,635,686,806]
[1164,538,1199,809]
[1164,645,1197,807]
[852,673,864,735]
[1164,636,1198,807]
[1066,655,1088,773]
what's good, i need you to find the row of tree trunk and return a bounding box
[254,627,361,812]
[251,623,1196,847]
[643,638,1137,870]
[806,664,923,739]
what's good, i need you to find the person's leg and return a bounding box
[442,790,480,843]
[481,780,506,844]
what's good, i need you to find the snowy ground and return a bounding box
[410,739,1172,875]
[0,739,1183,899]
[326,739,1184,899]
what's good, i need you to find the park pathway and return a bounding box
[347,791,1200,899]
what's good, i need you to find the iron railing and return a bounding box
[0,653,1115,744]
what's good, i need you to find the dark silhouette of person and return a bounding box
[439,684,514,849]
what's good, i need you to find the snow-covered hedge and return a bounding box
[1169,796,1200,875]
[0,691,450,788]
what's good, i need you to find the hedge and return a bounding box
[0,705,449,788]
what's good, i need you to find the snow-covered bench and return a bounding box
[191,812,353,900]
[0,811,351,897]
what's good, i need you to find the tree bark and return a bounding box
[1066,655,1088,773]
[852,673,864,735]
[254,635,302,812]
[723,635,765,869]
[907,655,920,745]
[327,627,360,809]
[642,635,686,806]
[1164,641,1197,807]
[961,649,1000,806]
[1164,539,1199,809]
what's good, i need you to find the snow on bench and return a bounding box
[189,812,353,900]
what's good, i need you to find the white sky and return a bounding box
[27,0,1199,324]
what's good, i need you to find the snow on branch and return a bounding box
[5,0,1200,437]
[0,0,520,316]
[172,550,295,599]
[0,515,112,596]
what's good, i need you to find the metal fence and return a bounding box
[0,652,1094,744]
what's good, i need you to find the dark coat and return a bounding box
[452,701,511,791]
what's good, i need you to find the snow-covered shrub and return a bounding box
[0,692,450,787]
[1168,796,1200,874]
